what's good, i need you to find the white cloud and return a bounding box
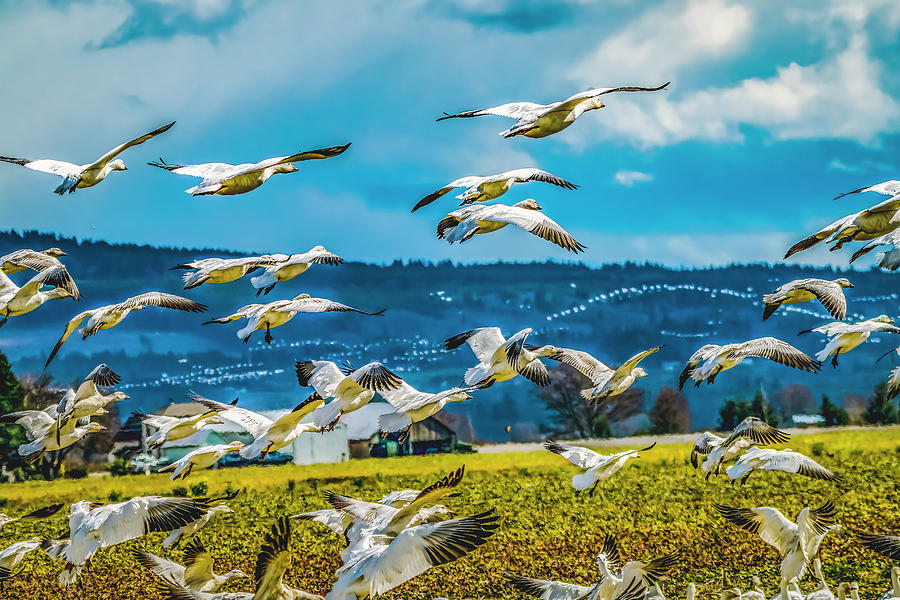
[828,159,860,172]
[613,170,653,186]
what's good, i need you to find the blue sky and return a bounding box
[1,0,898,267]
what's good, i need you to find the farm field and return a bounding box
[0,427,898,600]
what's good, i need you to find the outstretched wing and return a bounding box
[857,531,900,561]
[87,121,175,172]
[507,575,592,600]
[0,156,79,176]
[242,143,351,174]
[254,517,292,599]
[45,310,95,368]
[801,280,848,321]
[182,538,216,591]
[721,417,790,449]
[724,338,821,373]
[118,292,207,313]
[494,168,578,190]
[149,159,238,180]
[544,440,604,469]
[133,550,186,587]
[274,297,384,316]
[478,204,586,253]
[444,327,506,364]
[714,504,795,556]
[188,393,273,437]
[544,347,610,381]
[437,102,543,122]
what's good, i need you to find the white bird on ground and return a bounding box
[806,558,836,600]
[769,583,804,600]
[412,168,578,212]
[45,292,207,367]
[544,440,657,497]
[45,495,226,587]
[323,509,499,600]
[581,534,679,600]
[744,577,766,600]
[436,84,670,139]
[133,409,226,449]
[54,364,126,442]
[0,538,43,588]
[158,441,245,480]
[170,255,283,290]
[295,360,403,431]
[874,567,900,600]
[543,346,662,400]
[377,378,480,441]
[679,338,821,389]
[833,180,900,200]
[156,517,324,600]
[0,266,79,327]
[509,574,646,600]
[203,293,384,344]
[250,246,343,296]
[858,532,900,562]
[149,143,350,196]
[437,199,587,253]
[133,538,249,593]
[727,447,841,485]
[189,391,326,460]
[444,327,555,387]
[784,197,900,259]
[800,315,900,368]
[0,503,64,532]
[715,501,839,600]
[690,417,790,480]
[761,279,853,321]
[0,248,80,298]
[0,121,175,194]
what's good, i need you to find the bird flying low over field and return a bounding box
[784,196,900,259]
[54,363,126,443]
[726,447,842,485]
[133,538,250,594]
[0,409,105,462]
[133,407,226,450]
[544,440,657,497]
[437,199,587,253]
[761,278,853,321]
[1,122,174,194]
[544,345,662,401]
[158,441,245,480]
[0,503,64,533]
[800,315,900,367]
[444,326,555,387]
[149,143,350,195]
[203,293,384,344]
[690,417,790,480]
[413,168,577,212]
[249,246,343,296]
[679,338,821,389]
[437,83,670,139]
[44,292,207,368]
[295,360,402,431]
[291,489,423,540]
[377,379,482,442]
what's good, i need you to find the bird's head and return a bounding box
[310,245,327,252]
[226,441,245,451]
[86,423,106,433]
[515,198,542,211]
[203,415,225,426]
[210,505,234,516]
[43,248,67,257]
[225,569,250,582]
[874,314,894,324]
[834,278,854,288]
[633,367,648,378]
[275,163,299,174]
[292,293,312,300]
[109,391,130,402]
[110,159,127,171]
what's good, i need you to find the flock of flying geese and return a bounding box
[0,81,899,599]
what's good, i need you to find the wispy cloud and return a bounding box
[613,170,653,186]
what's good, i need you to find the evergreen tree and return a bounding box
[864,382,899,425]
[749,388,779,427]
[820,394,849,427]
[718,397,751,430]
[0,351,26,463]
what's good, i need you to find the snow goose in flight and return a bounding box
[0,411,104,462]
[161,491,239,549]
[170,255,283,290]
[133,409,226,450]
[690,417,789,480]
[0,121,174,194]
[0,503,64,531]
[149,143,350,196]
[0,538,44,590]
[412,168,577,212]
[134,537,249,593]
[437,199,586,253]
[46,494,228,587]
[715,501,839,600]
[849,229,900,270]
[189,391,326,460]
[156,517,324,600]
[833,180,900,200]
[324,509,499,600]
[203,293,384,344]
[784,197,900,259]
[158,441,245,480]
[291,489,422,540]
[762,278,853,321]
[437,83,670,139]
[54,364,126,443]
[0,248,80,299]
[250,246,343,296]
[377,377,481,441]
[800,315,900,367]
[295,360,402,430]
[544,440,656,497]
[544,346,662,401]
[444,326,554,387]
[678,338,821,389]
[582,533,679,600]
[0,266,78,327]
[858,532,900,562]
[44,292,207,367]
[727,447,841,485]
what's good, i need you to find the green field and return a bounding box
[1,427,899,599]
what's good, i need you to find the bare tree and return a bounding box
[538,364,612,438]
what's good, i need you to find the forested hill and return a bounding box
[1,229,897,441]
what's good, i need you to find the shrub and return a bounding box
[189,480,209,497]
[0,497,7,508]
[107,490,122,502]
[108,459,131,477]
[65,466,88,479]
[172,486,188,497]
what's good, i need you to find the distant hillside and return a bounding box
[1,229,897,441]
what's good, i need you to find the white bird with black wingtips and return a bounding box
[833,180,900,201]
[170,255,283,290]
[726,447,841,485]
[412,168,577,212]
[800,315,900,368]
[250,246,343,296]
[0,266,78,327]
[679,338,821,389]
[1,122,174,194]
[761,278,853,321]
[544,440,657,497]
[0,248,80,299]
[690,417,790,480]
[444,327,556,388]
[543,346,662,401]
[134,537,249,593]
